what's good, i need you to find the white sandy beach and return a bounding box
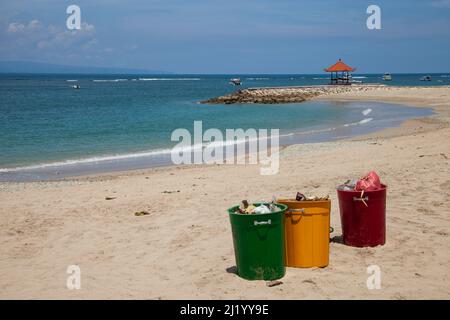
[1,86,450,299]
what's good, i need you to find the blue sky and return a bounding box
[0,0,449,73]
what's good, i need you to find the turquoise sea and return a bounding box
[0,73,444,181]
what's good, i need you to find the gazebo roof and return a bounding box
[324,59,356,72]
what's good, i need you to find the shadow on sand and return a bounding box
[330,235,344,244]
[225,266,237,274]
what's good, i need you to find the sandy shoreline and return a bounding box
[1,86,449,299]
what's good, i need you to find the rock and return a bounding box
[200,85,383,105]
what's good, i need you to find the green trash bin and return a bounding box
[227,203,287,280]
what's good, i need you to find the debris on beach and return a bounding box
[134,211,150,216]
[302,279,316,285]
[105,196,117,200]
[266,280,283,287]
[418,153,448,159]
[162,190,180,194]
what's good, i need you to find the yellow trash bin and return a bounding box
[277,199,331,268]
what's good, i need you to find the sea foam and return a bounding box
[138,78,201,81]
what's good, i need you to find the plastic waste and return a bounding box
[296,192,306,201]
[238,200,255,214]
[355,171,382,192]
[246,205,256,214]
[269,203,281,212]
[252,205,271,214]
[337,171,383,192]
[295,192,329,201]
[337,179,358,191]
[235,200,281,214]
[238,201,246,214]
[269,196,281,212]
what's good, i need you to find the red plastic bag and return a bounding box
[355,171,382,191]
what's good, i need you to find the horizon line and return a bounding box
[1,71,449,75]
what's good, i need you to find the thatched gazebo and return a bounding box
[324,59,356,85]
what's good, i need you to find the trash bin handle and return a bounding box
[287,209,305,215]
[254,219,271,226]
[353,196,369,207]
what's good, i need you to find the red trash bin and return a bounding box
[337,184,387,247]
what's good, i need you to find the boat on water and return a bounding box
[72,84,81,89]
[420,75,432,81]
[382,73,392,81]
[229,78,242,86]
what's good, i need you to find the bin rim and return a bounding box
[336,184,388,194]
[227,202,288,216]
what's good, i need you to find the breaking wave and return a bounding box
[138,78,201,81]
[0,117,375,174]
[93,79,128,82]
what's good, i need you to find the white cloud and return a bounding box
[3,20,99,62]
[43,22,96,49]
[28,20,41,29]
[7,22,25,33]
[7,20,42,33]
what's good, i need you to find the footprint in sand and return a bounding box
[302,279,317,285]
[356,248,375,258]
[439,180,450,195]
[417,207,435,215]
[431,201,444,208]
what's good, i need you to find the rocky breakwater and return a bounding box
[200,86,361,104]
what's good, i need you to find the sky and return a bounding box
[0,0,449,74]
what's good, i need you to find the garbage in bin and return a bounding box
[228,202,287,280]
[356,171,382,192]
[338,171,383,207]
[278,197,331,268]
[252,205,271,214]
[337,171,382,192]
[237,200,255,214]
[337,180,358,191]
[295,192,330,201]
[296,192,306,201]
[337,171,387,247]
[235,200,281,214]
